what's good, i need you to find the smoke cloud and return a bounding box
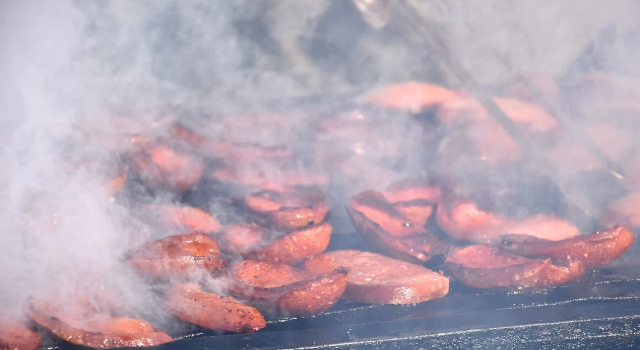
[1,0,640,343]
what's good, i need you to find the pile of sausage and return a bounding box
[4,72,640,350]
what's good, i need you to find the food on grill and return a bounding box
[506,74,560,103]
[220,222,332,265]
[303,250,449,304]
[213,142,294,164]
[171,123,294,163]
[349,190,425,237]
[602,192,640,230]
[445,245,586,291]
[142,205,222,234]
[438,96,559,133]
[359,81,459,112]
[126,137,204,191]
[436,193,580,244]
[24,296,173,348]
[170,123,208,150]
[381,178,441,226]
[126,232,227,279]
[500,225,635,269]
[227,260,349,316]
[546,123,630,175]
[164,283,266,333]
[0,317,42,350]
[211,167,329,194]
[245,185,330,229]
[106,165,128,196]
[347,190,449,263]
[218,223,268,255]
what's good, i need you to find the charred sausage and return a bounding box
[242,223,333,265]
[164,283,265,333]
[445,245,585,291]
[228,260,348,317]
[348,190,449,263]
[303,250,449,305]
[436,194,579,245]
[126,232,227,279]
[500,225,635,269]
[24,296,173,349]
[245,185,329,229]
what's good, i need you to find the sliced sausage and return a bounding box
[24,296,173,349]
[142,205,221,234]
[0,317,42,350]
[126,232,227,279]
[303,250,449,305]
[445,245,586,291]
[218,223,268,255]
[348,191,449,263]
[164,283,265,333]
[242,223,333,265]
[350,190,425,237]
[359,81,459,112]
[436,194,580,245]
[500,225,635,269]
[127,138,203,191]
[245,186,329,229]
[438,96,559,133]
[382,178,441,226]
[546,123,630,176]
[210,167,329,194]
[227,260,348,317]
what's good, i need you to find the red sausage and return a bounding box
[164,283,265,333]
[303,250,449,305]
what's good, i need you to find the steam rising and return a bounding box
[1,0,640,341]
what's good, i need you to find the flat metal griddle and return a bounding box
[43,230,640,350]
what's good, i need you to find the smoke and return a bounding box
[1,0,640,344]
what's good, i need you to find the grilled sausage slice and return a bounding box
[438,96,559,133]
[228,261,348,316]
[24,297,173,349]
[239,223,333,265]
[245,186,329,229]
[142,205,221,234]
[126,232,227,279]
[164,283,265,333]
[303,250,449,305]
[350,190,428,237]
[445,245,586,291]
[218,223,268,255]
[127,137,203,192]
[0,318,42,350]
[170,122,293,163]
[360,81,459,112]
[382,178,441,226]
[348,191,449,263]
[500,225,635,269]
[436,194,579,245]
[210,168,329,192]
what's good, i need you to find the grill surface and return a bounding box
[44,232,640,350]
